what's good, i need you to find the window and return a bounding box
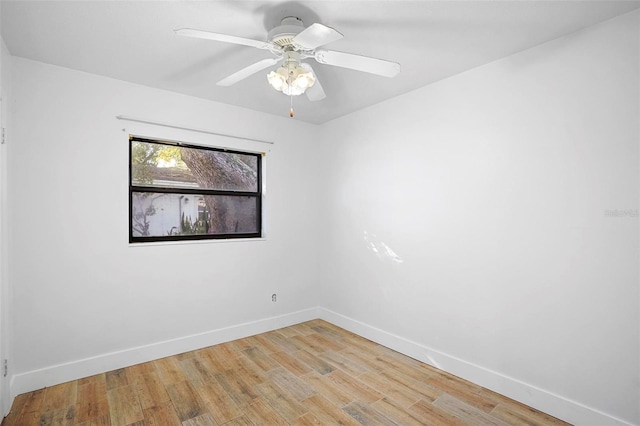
[129,136,262,243]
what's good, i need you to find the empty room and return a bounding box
[0,1,638,425]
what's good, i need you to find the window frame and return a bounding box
[129,135,263,243]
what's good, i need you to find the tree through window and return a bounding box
[129,136,262,242]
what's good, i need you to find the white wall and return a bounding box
[1,32,15,416]
[320,10,639,426]
[4,8,639,426]
[8,58,323,394]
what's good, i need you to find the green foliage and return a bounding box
[131,142,161,184]
[157,146,186,168]
[176,212,210,235]
[131,142,187,184]
[132,194,158,236]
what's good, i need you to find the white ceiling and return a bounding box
[2,1,639,124]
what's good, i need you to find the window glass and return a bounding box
[129,137,262,242]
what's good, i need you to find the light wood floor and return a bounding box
[3,320,570,425]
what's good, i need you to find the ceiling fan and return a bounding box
[175,17,401,107]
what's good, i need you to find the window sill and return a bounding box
[129,237,267,247]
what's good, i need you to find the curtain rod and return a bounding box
[115,115,275,145]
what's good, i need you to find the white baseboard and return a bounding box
[317,308,636,426]
[10,307,320,399]
[10,306,635,426]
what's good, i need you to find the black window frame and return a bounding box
[129,135,262,243]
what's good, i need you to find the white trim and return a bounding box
[128,237,267,248]
[9,308,635,426]
[117,116,275,145]
[10,307,319,398]
[317,308,637,426]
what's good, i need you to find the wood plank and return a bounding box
[16,410,42,426]
[356,371,422,409]
[39,406,75,426]
[433,394,510,426]
[41,381,78,412]
[154,356,189,385]
[306,332,347,352]
[290,335,327,354]
[227,355,266,386]
[287,323,317,337]
[126,361,157,382]
[254,381,308,422]
[4,392,29,424]
[243,397,290,425]
[375,345,432,371]
[319,350,369,377]
[194,380,243,424]
[276,326,302,338]
[197,342,238,372]
[342,400,396,425]
[326,370,383,404]
[75,380,109,423]
[408,398,467,425]
[270,350,313,376]
[175,350,197,361]
[165,381,206,422]
[375,354,433,382]
[180,357,217,387]
[371,397,426,426]
[294,411,325,425]
[105,368,129,390]
[143,401,183,425]
[337,347,385,372]
[78,374,106,387]
[230,337,255,353]
[262,330,301,352]
[251,334,287,354]
[340,334,382,356]
[267,367,316,401]
[490,400,570,426]
[310,323,346,341]
[181,412,217,426]
[426,373,498,413]
[75,413,111,426]
[380,369,442,402]
[301,394,361,426]
[222,415,254,426]
[241,346,280,372]
[295,350,335,375]
[134,371,171,410]
[213,369,259,406]
[106,384,144,425]
[18,388,45,416]
[301,371,355,407]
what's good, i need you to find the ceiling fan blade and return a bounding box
[175,28,277,51]
[292,23,343,50]
[300,63,326,101]
[217,57,280,86]
[314,49,400,78]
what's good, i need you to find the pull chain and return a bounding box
[289,94,294,118]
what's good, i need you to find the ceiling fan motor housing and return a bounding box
[268,16,305,48]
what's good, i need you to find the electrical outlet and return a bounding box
[272,294,277,302]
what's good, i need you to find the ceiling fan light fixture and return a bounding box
[293,70,315,91]
[267,68,287,90]
[267,65,315,96]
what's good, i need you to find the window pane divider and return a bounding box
[131,186,260,197]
